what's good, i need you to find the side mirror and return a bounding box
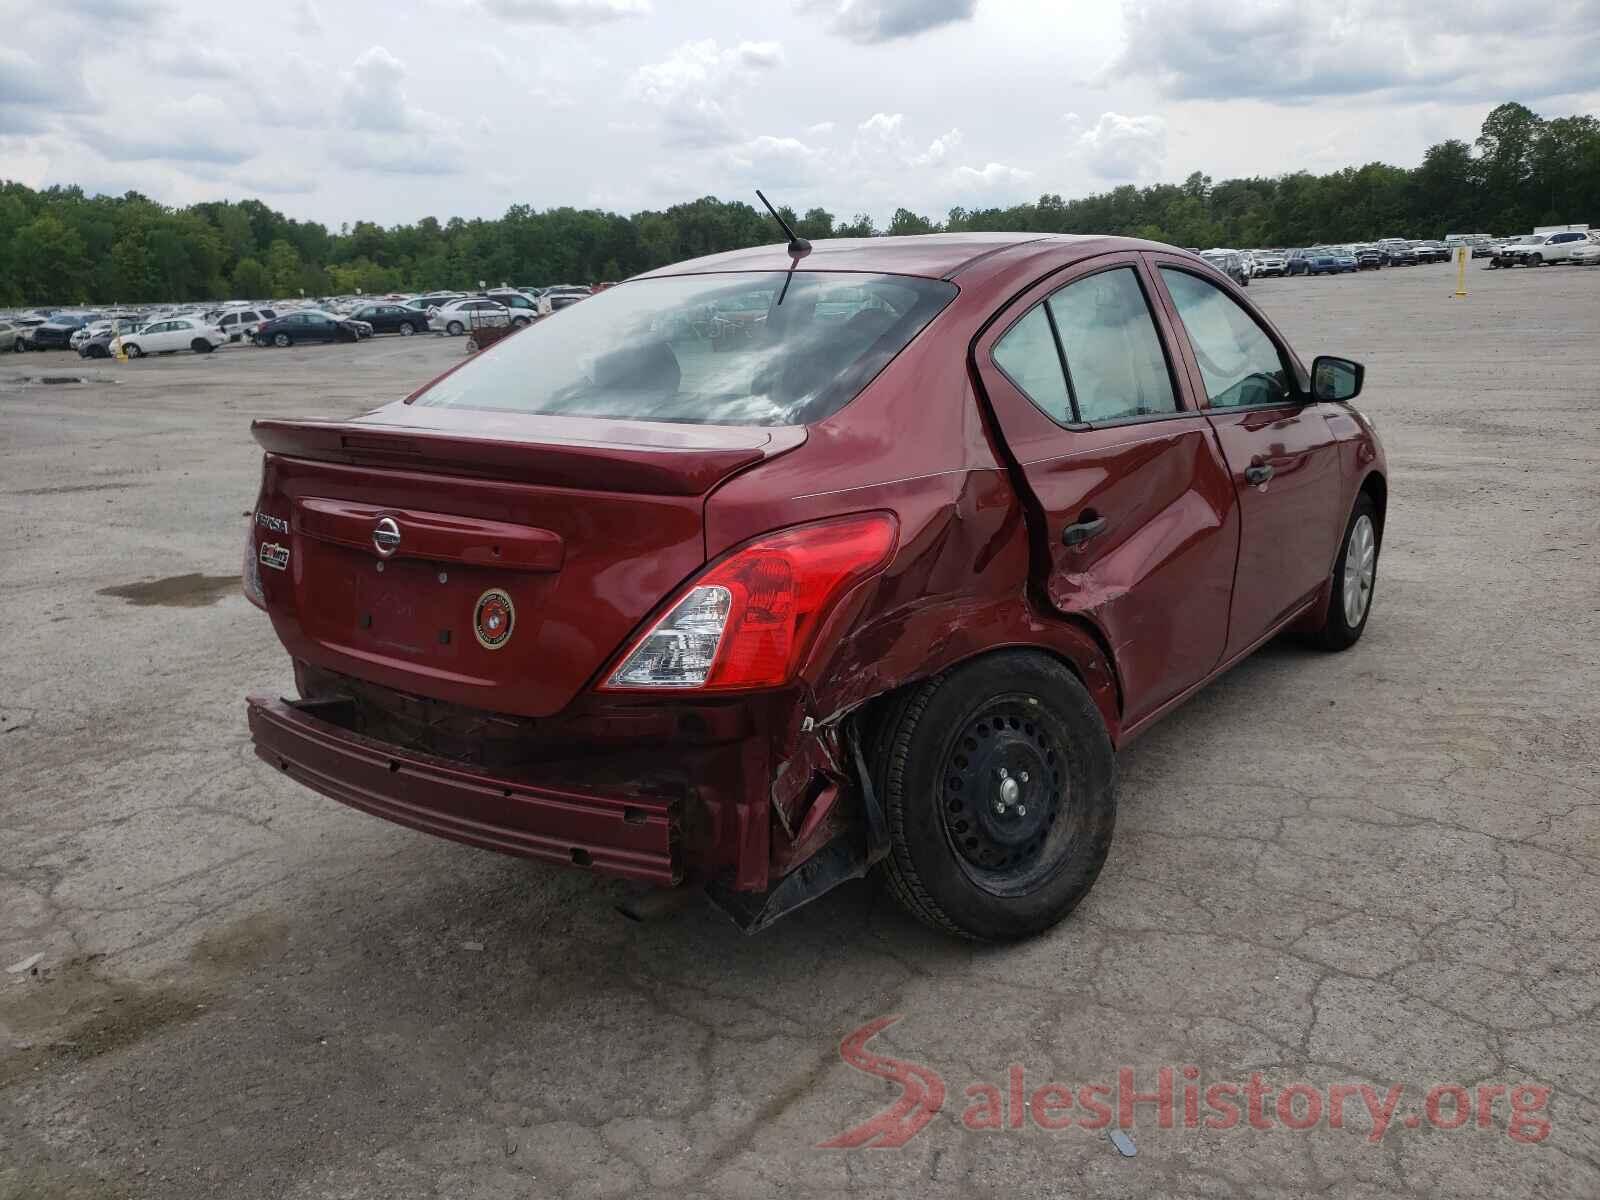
[1311,355,1364,402]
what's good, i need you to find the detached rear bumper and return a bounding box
[246,695,679,885]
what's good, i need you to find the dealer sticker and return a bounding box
[259,542,290,571]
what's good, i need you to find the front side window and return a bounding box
[1048,268,1177,423]
[413,272,957,426]
[1160,268,1292,409]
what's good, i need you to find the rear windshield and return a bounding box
[411,271,958,426]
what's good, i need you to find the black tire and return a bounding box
[446,320,464,337]
[463,338,479,353]
[399,322,415,336]
[273,332,291,348]
[511,316,530,327]
[873,651,1118,942]
[124,343,143,358]
[191,338,213,353]
[1528,253,1543,266]
[1310,493,1380,651]
[253,335,268,347]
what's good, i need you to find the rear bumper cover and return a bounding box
[246,695,678,885]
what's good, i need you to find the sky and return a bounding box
[2,0,1597,229]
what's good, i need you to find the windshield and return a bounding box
[412,271,958,426]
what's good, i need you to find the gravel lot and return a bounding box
[3,264,1598,1199]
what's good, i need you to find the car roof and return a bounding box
[636,232,1132,283]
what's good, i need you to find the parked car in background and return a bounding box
[216,307,278,342]
[1354,246,1383,269]
[1410,241,1449,263]
[76,318,145,358]
[1330,247,1358,272]
[537,286,592,315]
[431,297,511,336]
[1491,234,1546,267]
[1568,238,1600,266]
[407,293,464,313]
[1298,248,1341,275]
[9,316,46,350]
[0,320,21,352]
[350,303,430,335]
[243,232,1386,941]
[483,290,539,324]
[118,317,225,358]
[1252,251,1287,277]
[1487,236,1533,267]
[1523,230,1592,265]
[253,310,364,346]
[1384,243,1417,266]
[28,311,98,350]
[1199,249,1249,285]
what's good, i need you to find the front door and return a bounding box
[1151,260,1348,657]
[973,254,1240,726]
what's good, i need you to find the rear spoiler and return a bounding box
[251,416,806,496]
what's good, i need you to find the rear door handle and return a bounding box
[1244,464,1274,485]
[1061,515,1108,547]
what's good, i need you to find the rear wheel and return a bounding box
[124,343,143,358]
[1310,494,1379,651]
[873,651,1117,942]
[446,320,464,337]
[399,322,415,336]
[511,316,530,328]
[191,338,213,353]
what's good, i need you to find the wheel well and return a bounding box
[1360,471,1387,542]
[847,637,1120,753]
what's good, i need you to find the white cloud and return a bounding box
[0,47,96,130]
[629,39,786,147]
[798,0,976,44]
[152,45,245,80]
[718,135,829,186]
[1077,111,1168,181]
[1114,0,1600,103]
[333,48,465,174]
[78,95,257,165]
[485,0,650,23]
[951,161,1033,189]
[807,121,836,136]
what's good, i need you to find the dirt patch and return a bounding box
[189,912,289,973]
[96,574,239,608]
[0,1163,127,1200]
[0,957,209,1090]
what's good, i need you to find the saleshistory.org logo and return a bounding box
[818,1017,1553,1149]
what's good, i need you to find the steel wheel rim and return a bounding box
[1342,514,1376,626]
[938,695,1080,897]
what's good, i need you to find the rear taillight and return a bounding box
[602,513,898,692]
[242,519,266,610]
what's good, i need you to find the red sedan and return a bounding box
[244,233,1386,941]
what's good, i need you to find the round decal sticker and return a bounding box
[473,588,515,650]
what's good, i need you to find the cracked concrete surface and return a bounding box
[2,266,1597,1198]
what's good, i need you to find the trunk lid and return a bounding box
[251,408,805,718]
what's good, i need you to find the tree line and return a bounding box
[1,102,1593,307]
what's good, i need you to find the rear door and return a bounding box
[1150,256,1348,657]
[974,253,1240,725]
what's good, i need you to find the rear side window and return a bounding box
[993,306,1072,423]
[1047,269,1176,423]
[993,267,1177,426]
[1160,268,1292,408]
[413,271,957,426]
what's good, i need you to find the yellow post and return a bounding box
[113,335,127,362]
[1453,246,1468,297]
